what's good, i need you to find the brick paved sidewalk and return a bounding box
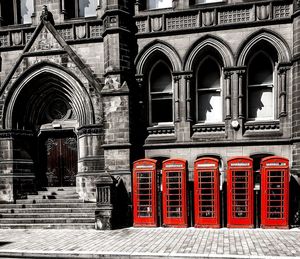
[0,228,300,258]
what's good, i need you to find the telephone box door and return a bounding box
[227,157,254,228]
[261,156,289,228]
[133,159,157,227]
[194,157,220,228]
[162,159,187,227]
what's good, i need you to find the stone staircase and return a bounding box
[0,187,96,229]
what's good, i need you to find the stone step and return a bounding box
[16,199,82,204]
[0,218,95,224]
[0,223,95,229]
[0,203,96,209]
[0,213,94,218]
[27,194,79,199]
[0,208,95,214]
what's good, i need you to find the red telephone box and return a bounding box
[132,159,157,227]
[194,157,220,228]
[227,157,254,228]
[162,159,188,227]
[261,156,289,229]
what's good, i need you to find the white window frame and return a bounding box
[196,56,223,124]
[64,0,97,19]
[246,51,277,121]
[148,60,174,126]
[195,0,224,4]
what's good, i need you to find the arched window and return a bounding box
[64,0,97,19]
[147,0,172,9]
[247,52,275,121]
[196,57,222,123]
[2,0,34,25]
[149,61,173,125]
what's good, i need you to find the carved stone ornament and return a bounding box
[151,17,162,32]
[40,5,55,25]
[257,5,270,20]
[103,76,121,90]
[75,25,86,39]
[297,0,300,9]
[11,32,22,46]
[202,12,214,27]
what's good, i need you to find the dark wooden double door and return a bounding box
[41,133,77,187]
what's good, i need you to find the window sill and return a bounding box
[243,120,281,137]
[192,122,225,133]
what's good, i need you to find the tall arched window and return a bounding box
[147,0,172,9]
[247,52,275,121]
[149,61,173,125]
[196,57,222,123]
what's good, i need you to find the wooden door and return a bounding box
[45,137,77,187]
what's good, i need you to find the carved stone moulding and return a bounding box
[78,125,103,136]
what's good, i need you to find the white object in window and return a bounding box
[247,52,274,121]
[196,0,223,4]
[79,0,97,17]
[20,0,34,24]
[147,0,172,10]
[197,57,222,123]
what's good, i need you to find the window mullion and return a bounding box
[75,0,79,18]
[13,0,18,24]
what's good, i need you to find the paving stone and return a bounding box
[0,228,299,258]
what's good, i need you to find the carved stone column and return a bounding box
[279,67,288,117]
[174,75,181,122]
[224,71,233,119]
[185,74,193,121]
[237,70,246,119]
[95,174,116,230]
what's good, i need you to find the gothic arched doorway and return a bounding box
[3,64,95,192]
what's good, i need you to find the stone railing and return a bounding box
[192,123,225,133]
[0,20,103,49]
[135,1,292,34]
[244,120,280,132]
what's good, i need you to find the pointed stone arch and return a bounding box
[236,29,291,66]
[3,62,95,130]
[184,35,234,71]
[135,40,182,74]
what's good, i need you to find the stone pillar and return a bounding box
[0,132,14,203]
[279,67,288,117]
[185,74,193,122]
[224,71,233,120]
[95,174,115,230]
[292,2,300,175]
[77,125,105,202]
[174,75,181,122]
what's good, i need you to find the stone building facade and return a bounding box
[0,0,299,227]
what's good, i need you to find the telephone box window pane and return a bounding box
[137,171,153,218]
[198,171,215,218]
[79,0,97,17]
[152,98,173,123]
[19,0,34,24]
[147,0,172,9]
[267,170,284,219]
[166,171,182,218]
[232,171,248,218]
[198,92,222,122]
[248,87,273,120]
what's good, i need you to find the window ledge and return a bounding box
[192,123,225,133]
[244,120,280,131]
[147,124,175,135]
